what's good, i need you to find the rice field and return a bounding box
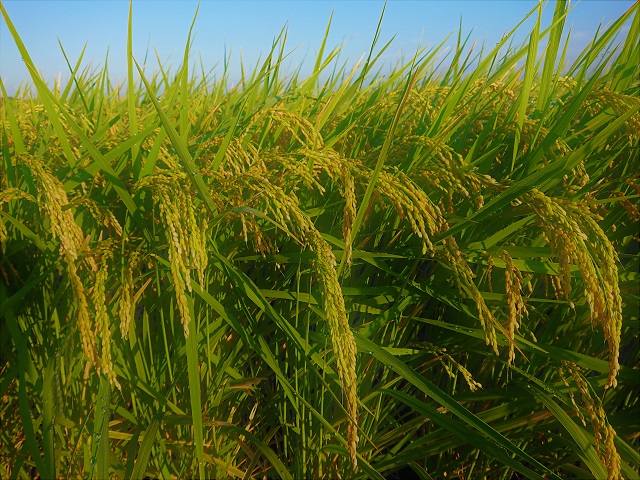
[1,1,639,478]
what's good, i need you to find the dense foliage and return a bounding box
[1,1,638,478]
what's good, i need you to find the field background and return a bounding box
[1,1,639,478]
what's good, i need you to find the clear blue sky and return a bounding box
[0,0,635,95]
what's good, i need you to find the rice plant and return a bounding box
[1,0,638,478]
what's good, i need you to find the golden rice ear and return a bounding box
[67,257,99,370]
[409,136,488,211]
[75,196,123,237]
[559,362,622,480]
[501,250,528,365]
[242,108,324,149]
[156,186,192,338]
[21,156,111,373]
[224,171,361,466]
[24,156,86,263]
[417,343,483,392]
[306,227,359,468]
[119,250,140,338]
[373,168,445,255]
[527,189,622,389]
[92,252,120,390]
[442,236,500,354]
[579,213,623,390]
[341,165,356,267]
[216,167,361,467]
[137,172,209,339]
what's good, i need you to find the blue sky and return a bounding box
[0,0,635,95]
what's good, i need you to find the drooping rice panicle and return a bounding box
[527,189,623,388]
[559,361,622,479]
[501,249,528,365]
[92,250,120,389]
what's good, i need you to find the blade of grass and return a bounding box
[185,295,205,478]
[0,211,49,252]
[17,331,47,475]
[127,0,141,180]
[42,358,56,480]
[536,0,568,115]
[180,4,199,143]
[527,384,607,479]
[0,3,77,167]
[91,376,111,480]
[611,2,639,92]
[63,123,158,191]
[354,332,563,480]
[123,432,141,479]
[423,3,539,140]
[510,1,542,173]
[224,426,293,480]
[338,66,421,276]
[2,57,140,217]
[382,389,548,480]
[0,77,25,154]
[441,101,640,240]
[570,3,636,83]
[57,39,89,109]
[131,413,163,479]
[133,58,218,216]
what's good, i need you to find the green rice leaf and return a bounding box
[355,332,563,480]
[91,377,111,480]
[130,414,162,479]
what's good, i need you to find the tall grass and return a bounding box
[1,1,639,478]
